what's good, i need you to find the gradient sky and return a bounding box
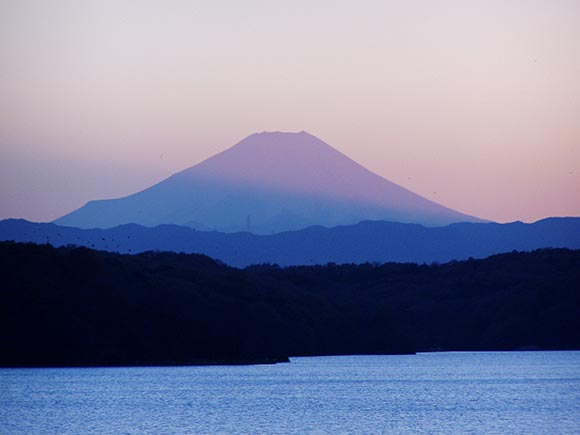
[1,0,579,223]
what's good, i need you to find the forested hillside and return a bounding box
[1,242,578,367]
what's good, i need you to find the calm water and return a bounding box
[1,352,579,435]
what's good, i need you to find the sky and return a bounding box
[1,0,579,224]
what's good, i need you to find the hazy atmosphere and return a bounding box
[1,0,579,223]
[2,3,580,433]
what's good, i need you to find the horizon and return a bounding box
[1,0,579,223]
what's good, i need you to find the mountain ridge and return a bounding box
[3,217,579,267]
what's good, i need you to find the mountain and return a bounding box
[2,217,579,267]
[54,131,483,233]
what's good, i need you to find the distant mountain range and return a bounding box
[54,131,483,233]
[2,217,579,267]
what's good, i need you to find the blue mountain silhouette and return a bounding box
[54,131,483,233]
[2,218,578,267]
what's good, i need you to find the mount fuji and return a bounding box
[55,131,484,233]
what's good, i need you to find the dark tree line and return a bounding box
[0,242,578,366]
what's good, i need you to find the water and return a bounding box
[1,352,579,435]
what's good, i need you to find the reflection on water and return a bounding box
[1,351,579,435]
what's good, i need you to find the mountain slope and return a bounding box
[3,217,579,267]
[54,131,482,233]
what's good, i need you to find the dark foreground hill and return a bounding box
[1,217,580,267]
[1,242,579,367]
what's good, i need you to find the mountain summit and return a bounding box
[54,131,483,233]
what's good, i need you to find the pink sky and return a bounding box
[1,0,579,223]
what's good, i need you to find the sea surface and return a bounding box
[1,351,579,435]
